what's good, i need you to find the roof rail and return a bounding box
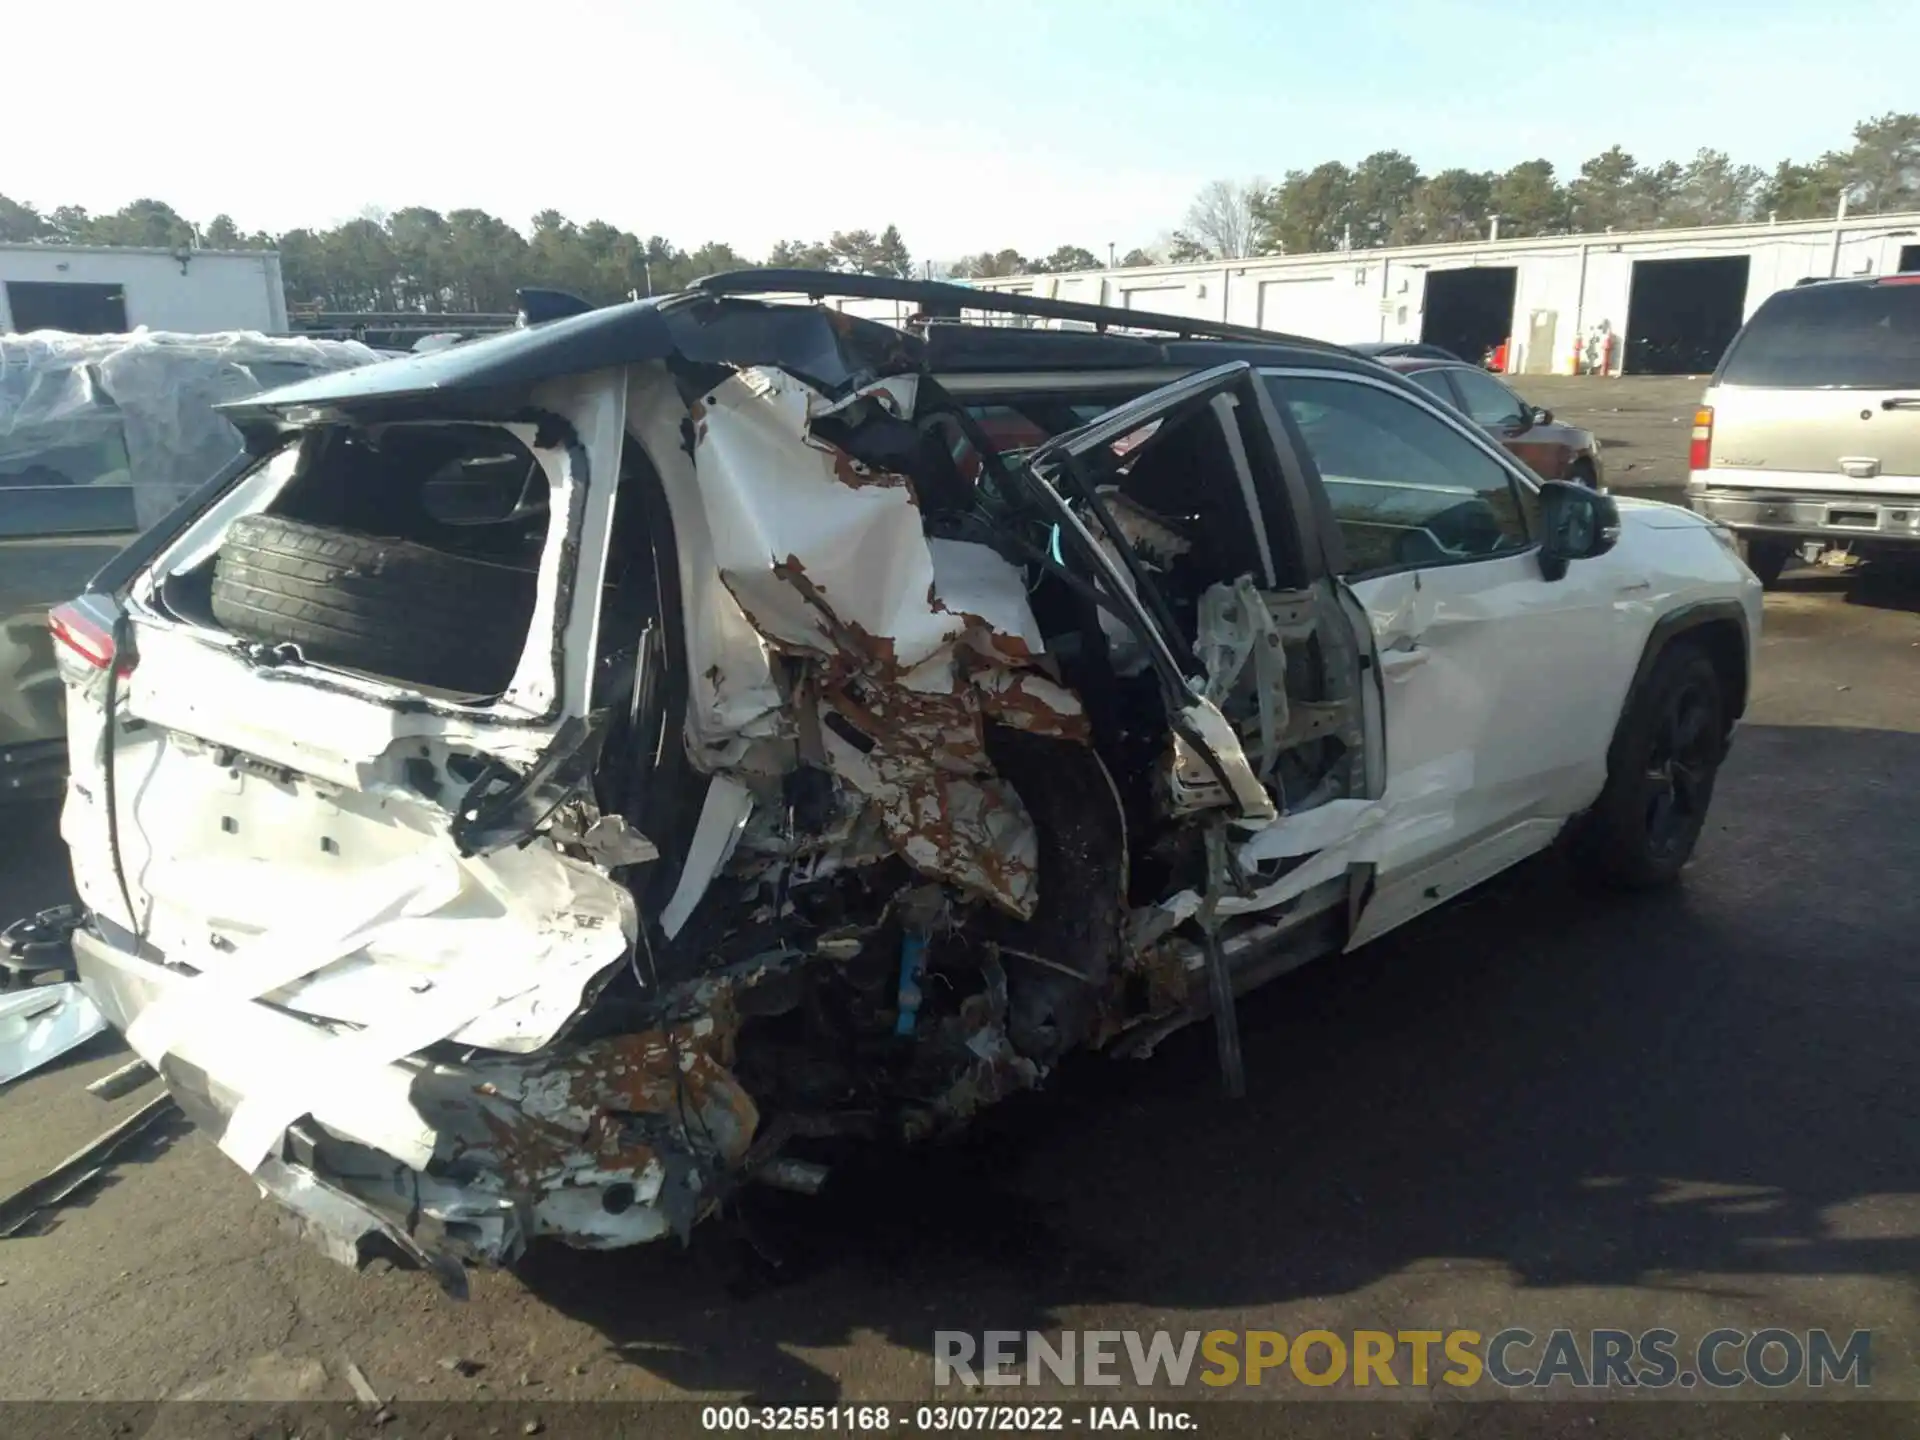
[517,287,595,324]
[693,268,1339,350]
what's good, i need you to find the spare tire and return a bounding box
[210,514,539,694]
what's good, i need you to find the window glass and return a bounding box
[1449,368,1528,427]
[1405,368,1456,405]
[0,421,137,538]
[965,404,1053,454]
[1717,281,1920,389]
[1271,375,1531,575]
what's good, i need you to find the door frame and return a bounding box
[1255,362,1573,943]
[1256,364,1549,582]
[1017,361,1348,822]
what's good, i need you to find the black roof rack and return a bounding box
[517,286,596,324]
[693,269,1342,351]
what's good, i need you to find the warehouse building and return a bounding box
[833,211,1920,376]
[0,244,289,336]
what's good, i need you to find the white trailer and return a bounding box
[963,212,1920,377]
[1,244,289,336]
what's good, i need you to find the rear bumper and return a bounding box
[71,923,754,1287]
[1687,484,1920,546]
[71,926,504,1290]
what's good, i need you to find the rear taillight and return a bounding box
[1876,274,1920,286]
[48,599,129,675]
[1689,407,1714,471]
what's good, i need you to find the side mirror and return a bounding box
[1537,479,1620,582]
[1529,405,1553,426]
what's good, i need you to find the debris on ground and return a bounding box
[0,982,108,1086]
[167,1350,332,1403]
[85,1057,157,1100]
[0,905,83,989]
[0,1091,178,1236]
[345,1359,382,1407]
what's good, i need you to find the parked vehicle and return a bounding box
[0,331,377,801]
[48,274,1757,1289]
[1686,274,1920,587]
[1347,341,1463,362]
[1379,356,1606,488]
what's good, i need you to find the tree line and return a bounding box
[1159,111,1919,262]
[2,111,1912,307]
[955,111,1917,274]
[0,196,915,314]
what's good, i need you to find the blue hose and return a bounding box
[894,932,928,1036]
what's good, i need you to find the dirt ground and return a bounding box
[1517,374,1709,498]
[2,396,1915,1433]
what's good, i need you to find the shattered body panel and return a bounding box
[61,300,1390,1279]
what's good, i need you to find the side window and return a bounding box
[1406,368,1456,406]
[1449,368,1528,428]
[1270,375,1532,576]
[0,424,139,539]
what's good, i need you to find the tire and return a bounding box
[1577,641,1727,889]
[1737,535,1793,589]
[210,514,538,694]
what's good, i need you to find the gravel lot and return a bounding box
[1515,373,1708,498]
[0,382,1913,1435]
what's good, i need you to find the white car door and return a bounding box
[1262,368,1640,946]
[1016,361,1340,826]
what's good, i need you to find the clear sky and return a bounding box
[11,0,1915,260]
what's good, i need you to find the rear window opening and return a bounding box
[158,422,553,699]
[1718,282,1920,389]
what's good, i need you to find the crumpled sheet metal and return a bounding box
[117,824,638,1062]
[1150,749,1475,929]
[659,776,756,939]
[94,835,640,1180]
[700,368,969,670]
[0,983,109,1087]
[451,1015,761,1250]
[215,1017,761,1280]
[625,365,787,767]
[1197,577,1290,781]
[694,367,1086,918]
[1168,700,1278,823]
[85,905,763,1268]
[917,953,1040,1130]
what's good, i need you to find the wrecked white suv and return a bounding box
[50,274,1761,1293]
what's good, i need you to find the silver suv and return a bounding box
[1687,274,1920,586]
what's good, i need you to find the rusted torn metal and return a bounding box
[461,1018,760,1247]
[62,309,1382,1285]
[697,368,1086,918]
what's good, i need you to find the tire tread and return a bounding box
[209,514,537,693]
